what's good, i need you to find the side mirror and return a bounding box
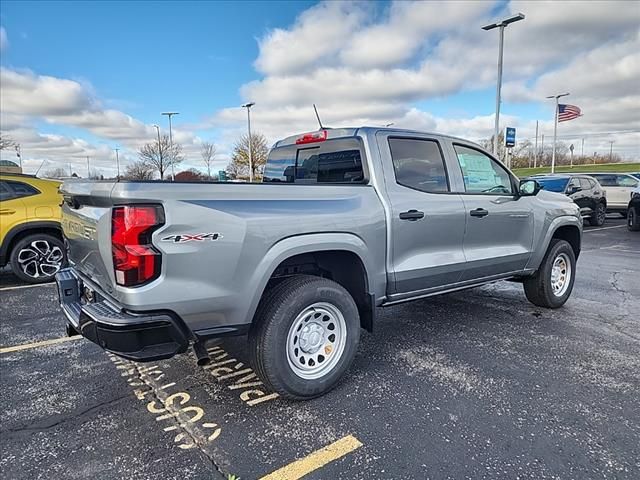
[567,186,582,195]
[519,179,541,197]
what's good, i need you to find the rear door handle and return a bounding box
[399,209,425,221]
[0,209,16,215]
[470,208,489,218]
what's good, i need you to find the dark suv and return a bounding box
[628,186,640,231]
[530,174,607,226]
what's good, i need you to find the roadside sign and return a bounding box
[218,170,227,181]
[505,127,516,147]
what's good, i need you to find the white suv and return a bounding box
[578,173,639,217]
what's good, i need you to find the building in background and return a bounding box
[0,160,22,174]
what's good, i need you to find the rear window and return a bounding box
[535,177,569,193]
[263,138,365,184]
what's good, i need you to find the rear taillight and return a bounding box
[111,205,164,287]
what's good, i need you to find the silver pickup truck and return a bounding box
[56,127,582,399]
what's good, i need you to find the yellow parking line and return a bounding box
[0,335,82,354]
[260,434,363,480]
[0,282,55,291]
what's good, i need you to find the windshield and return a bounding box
[535,177,569,193]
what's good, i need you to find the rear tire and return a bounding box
[523,239,576,309]
[588,202,606,226]
[249,275,360,400]
[628,206,640,231]
[9,233,66,284]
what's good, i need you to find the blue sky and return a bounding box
[1,1,638,175]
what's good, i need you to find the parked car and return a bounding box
[56,127,583,399]
[0,173,65,283]
[574,173,638,217]
[529,174,607,226]
[628,185,640,231]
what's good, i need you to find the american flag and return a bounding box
[558,104,581,122]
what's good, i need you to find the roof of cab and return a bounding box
[273,126,483,149]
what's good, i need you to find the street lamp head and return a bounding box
[546,93,570,99]
[162,112,179,116]
[482,12,525,30]
[152,124,159,128]
[241,102,255,108]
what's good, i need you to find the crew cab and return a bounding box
[56,127,583,399]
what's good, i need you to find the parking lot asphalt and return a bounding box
[1,218,638,480]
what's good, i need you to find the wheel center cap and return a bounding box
[299,322,325,353]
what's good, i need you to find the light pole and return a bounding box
[114,148,120,180]
[152,124,164,180]
[546,92,570,173]
[241,102,255,182]
[162,112,179,181]
[482,13,525,159]
[609,140,614,163]
[87,156,90,177]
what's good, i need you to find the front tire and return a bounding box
[628,206,640,231]
[249,275,360,400]
[9,233,66,284]
[588,202,606,226]
[523,239,576,308]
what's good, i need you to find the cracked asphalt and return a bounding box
[1,218,638,479]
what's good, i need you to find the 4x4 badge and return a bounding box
[161,233,223,243]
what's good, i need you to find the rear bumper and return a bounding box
[55,268,190,361]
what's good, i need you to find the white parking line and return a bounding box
[584,225,626,233]
[0,282,55,292]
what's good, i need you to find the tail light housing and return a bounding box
[295,130,327,144]
[111,205,164,287]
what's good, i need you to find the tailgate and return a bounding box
[60,181,116,292]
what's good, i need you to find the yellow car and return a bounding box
[0,173,65,283]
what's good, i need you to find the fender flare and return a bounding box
[0,221,62,266]
[242,232,374,325]
[526,215,582,271]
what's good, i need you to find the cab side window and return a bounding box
[453,145,513,195]
[0,182,14,201]
[5,181,39,199]
[388,138,449,193]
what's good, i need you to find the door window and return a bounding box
[5,181,39,199]
[388,138,449,193]
[617,175,639,188]
[579,178,592,190]
[0,182,14,201]
[453,145,513,194]
[593,174,616,186]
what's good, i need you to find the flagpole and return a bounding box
[534,120,538,168]
[546,92,569,174]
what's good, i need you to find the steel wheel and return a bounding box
[17,240,64,280]
[286,302,347,380]
[550,252,572,297]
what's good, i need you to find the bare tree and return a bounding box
[124,161,155,180]
[200,142,217,179]
[43,167,69,179]
[0,132,16,150]
[226,133,269,181]
[138,134,184,180]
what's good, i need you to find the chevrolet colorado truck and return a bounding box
[56,127,582,399]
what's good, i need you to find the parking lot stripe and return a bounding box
[259,434,363,480]
[584,225,626,233]
[0,335,82,354]
[0,282,55,291]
